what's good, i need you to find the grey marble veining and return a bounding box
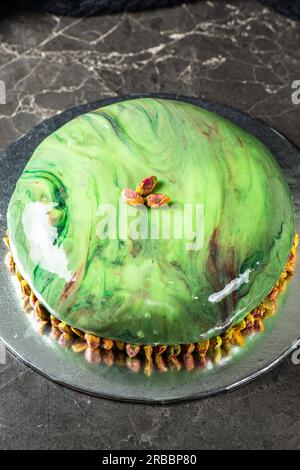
[0,0,300,450]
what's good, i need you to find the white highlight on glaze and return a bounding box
[22,202,72,282]
[208,268,252,303]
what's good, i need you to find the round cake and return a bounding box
[6,98,295,348]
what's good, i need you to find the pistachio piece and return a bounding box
[102,339,114,350]
[35,301,50,321]
[58,333,74,348]
[286,258,295,273]
[263,302,277,319]
[182,343,195,354]
[29,291,37,309]
[38,320,49,336]
[9,255,15,273]
[155,345,167,356]
[168,355,181,371]
[245,314,254,329]
[280,271,288,281]
[211,348,222,364]
[72,340,88,353]
[50,326,61,341]
[50,315,60,328]
[145,193,171,208]
[155,354,168,372]
[22,297,32,313]
[231,331,244,347]
[144,345,153,358]
[235,320,247,331]
[16,271,23,282]
[116,352,126,368]
[71,327,85,338]
[85,333,101,349]
[144,345,153,377]
[254,318,264,333]
[196,339,210,355]
[126,357,141,373]
[183,354,195,371]
[269,287,280,302]
[136,175,157,196]
[126,344,141,358]
[221,336,232,353]
[210,335,222,350]
[240,327,252,337]
[168,344,181,357]
[252,309,263,319]
[20,280,31,297]
[145,361,153,376]
[58,321,73,335]
[197,354,208,369]
[115,341,125,351]
[121,188,144,206]
[3,235,10,249]
[85,346,101,364]
[103,350,114,367]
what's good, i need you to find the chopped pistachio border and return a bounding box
[3,233,298,376]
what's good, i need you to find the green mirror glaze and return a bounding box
[7,98,295,345]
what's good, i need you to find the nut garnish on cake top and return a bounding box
[121,175,171,208]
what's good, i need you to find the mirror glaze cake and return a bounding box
[6,98,296,362]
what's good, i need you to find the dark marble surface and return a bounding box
[0,0,300,450]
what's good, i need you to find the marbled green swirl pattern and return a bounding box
[7,98,295,344]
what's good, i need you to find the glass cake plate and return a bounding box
[0,94,299,403]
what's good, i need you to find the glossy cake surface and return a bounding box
[7,98,295,345]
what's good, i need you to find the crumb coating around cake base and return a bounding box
[3,233,298,376]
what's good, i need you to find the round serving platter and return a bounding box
[0,94,299,403]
